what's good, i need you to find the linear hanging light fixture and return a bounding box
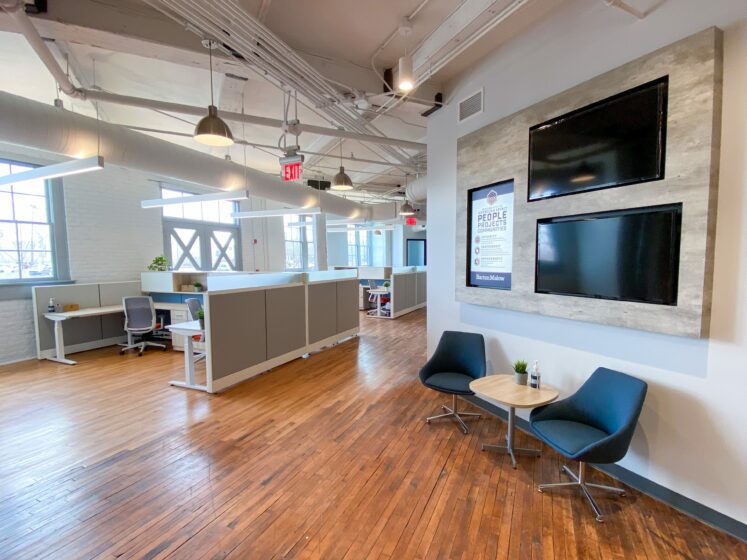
[141,189,249,209]
[0,155,104,186]
[194,40,234,147]
[231,207,321,219]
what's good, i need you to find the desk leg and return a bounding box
[481,406,541,469]
[169,334,207,392]
[377,295,382,317]
[48,320,76,365]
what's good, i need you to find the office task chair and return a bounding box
[530,367,648,522]
[184,298,206,363]
[120,296,166,356]
[419,331,486,434]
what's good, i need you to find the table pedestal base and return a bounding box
[481,406,541,469]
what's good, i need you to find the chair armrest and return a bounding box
[530,397,582,423]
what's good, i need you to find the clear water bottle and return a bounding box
[530,360,541,389]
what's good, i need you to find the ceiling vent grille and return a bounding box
[458,89,483,123]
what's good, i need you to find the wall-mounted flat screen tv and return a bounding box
[528,76,668,202]
[535,204,682,305]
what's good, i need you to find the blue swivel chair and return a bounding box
[530,367,647,522]
[419,331,486,434]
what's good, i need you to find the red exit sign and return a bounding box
[282,161,302,182]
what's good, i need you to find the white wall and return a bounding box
[427,0,747,524]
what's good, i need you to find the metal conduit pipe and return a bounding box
[0,1,425,153]
[82,90,426,151]
[147,0,415,166]
[0,91,370,220]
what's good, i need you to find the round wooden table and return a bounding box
[470,375,559,469]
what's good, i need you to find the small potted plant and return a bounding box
[196,309,205,330]
[513,360,528,385]
[383,280,391,288]
[147,255,170,271]
[193,281,203,292]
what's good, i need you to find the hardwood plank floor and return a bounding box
[0,309,744,559]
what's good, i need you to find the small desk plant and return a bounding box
[196,309,205,330]
[513,360,528,385]
[147,255,170,271]
[193,281,203,292]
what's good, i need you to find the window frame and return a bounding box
[159,184,242,272]
[284,214,315,271]
[0,157,69,299]
[347,229,372,267]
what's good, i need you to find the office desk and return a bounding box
[470,375,558,469]
[44,302,176,365]
[367,288,390,318]
[166,320,207,392]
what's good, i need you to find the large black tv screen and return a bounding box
[535,204,682,305]
[528,77,668,201]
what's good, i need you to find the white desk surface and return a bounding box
[166,320,203,334]
[44,301,179,321]
[368,288,390,294]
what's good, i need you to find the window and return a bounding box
[347,230,371,266]
[160,186,241,271]
[284,214,315,271]
[0,160,67,284]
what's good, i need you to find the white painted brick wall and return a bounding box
[64,164,163,282]
[0,299,35,365]
[0,159,164,365]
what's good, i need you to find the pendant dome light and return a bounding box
[194,40,234,147]
[330,141,353,191]
[399,200,415,216]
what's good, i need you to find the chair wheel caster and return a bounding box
[538,488,544,493]
[119,350,125,355]
[138,352,143,357]
[595,516,604,523]
[619,492,626,497]
[426,420,430,424]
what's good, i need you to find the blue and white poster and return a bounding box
[467,180,514,290]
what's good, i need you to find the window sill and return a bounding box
[0,279,74,301]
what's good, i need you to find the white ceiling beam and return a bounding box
[410,0,530,83]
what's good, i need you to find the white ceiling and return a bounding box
[0,0,570,202]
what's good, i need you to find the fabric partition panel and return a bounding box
[308,282,338,344]
[265,285,306,359]
[416,272,427,305]
[209,289,268,380]
[336,279,360,333]
[33,284,102,352]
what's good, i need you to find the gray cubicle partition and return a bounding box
[308,278,359,344]
[206,273,360,393]
[266,285,306,359]
[389,269,427,319]
[32,281,141,359]
[208,289,268,381]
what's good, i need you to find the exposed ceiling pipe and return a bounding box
[0,91,370,220]
[144,0,416,166]
[0,1,425,153]
[82,89,426,151]
[122,125,421,170]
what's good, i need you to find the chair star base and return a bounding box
[538,463,627,522]
[426,394,480,434]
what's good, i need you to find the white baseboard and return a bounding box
[392,302,426,319]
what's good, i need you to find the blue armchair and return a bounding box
[419,331,486,434]
[530,367,647,522]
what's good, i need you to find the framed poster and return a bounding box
[466,179,514,289]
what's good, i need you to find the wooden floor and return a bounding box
[0,310,744,560]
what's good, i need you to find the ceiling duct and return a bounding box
[0,91,370,220]
[144,0,417,166]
